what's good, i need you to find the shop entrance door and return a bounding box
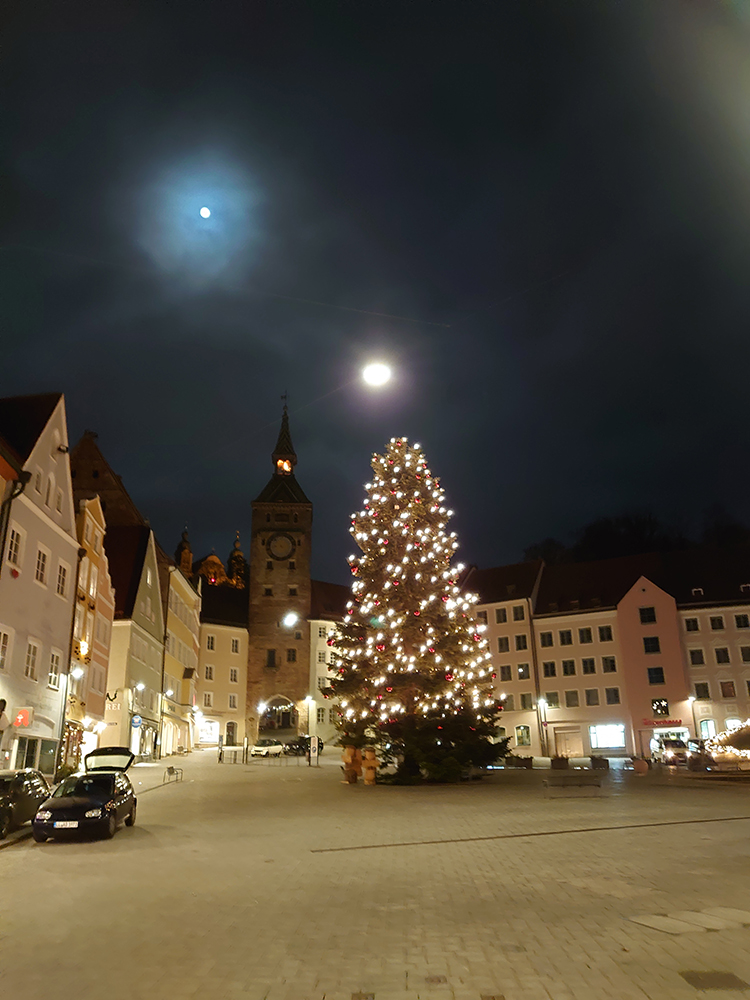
[554,727,583,757]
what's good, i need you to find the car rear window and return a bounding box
[54,775,114,798]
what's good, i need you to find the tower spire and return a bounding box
[272,402,297,476]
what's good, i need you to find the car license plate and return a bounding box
[53,821,78,829]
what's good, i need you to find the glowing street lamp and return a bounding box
[362,363,391,387]
[282,612,299,628]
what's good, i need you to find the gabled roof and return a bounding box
[310,579,350,621]
[70,431,146,528]
[464,561,543,605]
[104,525,151,619]
[254,474,311,504]
[200,584,249,628]
[0,393,61,464]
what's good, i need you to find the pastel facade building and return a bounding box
[307,581,349,745]
[466,548,750,758]
[0,394,78,774]
[195,585,248,747]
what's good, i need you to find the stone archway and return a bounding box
[259,694,299,735]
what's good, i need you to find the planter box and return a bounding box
[590,756,609,770]
[550,757,569,770]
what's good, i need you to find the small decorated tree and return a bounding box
[329,437,506,782]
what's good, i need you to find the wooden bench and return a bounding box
[163,765,183,783]
[543,770,604,798]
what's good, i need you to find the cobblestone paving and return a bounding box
[3,752,750,1000]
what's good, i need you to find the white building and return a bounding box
[0,394,78,775]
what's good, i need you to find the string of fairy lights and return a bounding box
[331,437,499,727]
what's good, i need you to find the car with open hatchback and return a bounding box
[33,747,137,842]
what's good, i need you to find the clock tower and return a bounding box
[246,406,313,741]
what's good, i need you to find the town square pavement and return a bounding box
[3,749,750,1000]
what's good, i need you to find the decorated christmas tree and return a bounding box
[329,437,506,782]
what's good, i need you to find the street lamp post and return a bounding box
[688,696,698,739]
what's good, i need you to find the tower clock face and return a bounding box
[267,532,295,560]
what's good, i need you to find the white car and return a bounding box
[652,738,688,765]
[250,739,284,757]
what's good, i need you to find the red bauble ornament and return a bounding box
[491,672,497,680]
[473,634,481,642]
[386,687,392,692]
[327,638,335,646]
[437,726,443,730]
[428,647,435,653]
[445,673,453,681]
[393,580,399,586]
[376,643,386,652]
[377,694,383,700]
[413,610,420,616]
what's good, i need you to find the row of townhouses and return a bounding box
[466,551,750,759]
[2,392,748,775]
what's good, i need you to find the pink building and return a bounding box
[466,548,750,759]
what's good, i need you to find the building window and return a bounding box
[226,668,237,684]
[317,676,328,690]
[499,665,511,682]
[720,681,736,699]
[578,627,593,644]
[643,636,661,654]
[689,649,705,665]
[652,698,669,716]
[288,560,296,570]
[695,682,710,699]
[517,663,530,681]
[317,707,325,724]
[229,694,238,709]
[318,626,327,638]
[512,605,525,622]
[502,694,515,711]
[7,528,21,565]
[476,610,487,623]
[715,647,730,664]
[735,614,750,629]
[25,642,39,680]
[565,690,579,708]
[286,648,297,663]
[544,691,560,708]
[497,636,509,653]
[639,607,657,624]
[55,489,63,513]
[35,549,47,585]
[710,616,725,631]
[585,689,599,706]
[34,470,42,492]
[685,617,699,632]
[231,638,240,654]
[602,656,616,673]
[203,693,213,708]
[328,708,336,724]
[515,725,531,746]
[266,561,273,570]
[0,630,9,670]
[265,649,276,669]
[44,477,52,506]
[289,587,297,596]
[562,659,575,676]
[495,608,507,624]
[605,687,620,705]
[520,692,534,710]
[699,718,716,739]
[589,724,625,749]
[540,631,553,647]
[747,680,750,698]
[317,651,326,664]
[741,646,750,664]
[515,634,528,651]
[559,630,572,646]
[56,563,68,597]
[542,661,556,678]
[598,625,613,642]
[48,651,60,689]
[647,667,665,685]
[264,588,273,596]
[88,565,98,600]
[205,665,213,680]
[206,635,215,651]
[582,658,595,675]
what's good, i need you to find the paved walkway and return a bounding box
[3,750,750,1000]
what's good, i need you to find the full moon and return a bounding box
[362,363,392,387]
[199,206,211,218]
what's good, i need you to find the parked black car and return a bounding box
[33,747,137,842]
[283,735,324,756]
[0,769,50,839]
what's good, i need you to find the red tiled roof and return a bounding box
[310,579,350,621]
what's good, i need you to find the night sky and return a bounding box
[3,1,750,584]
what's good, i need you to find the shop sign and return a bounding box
[131,715,143,728]
[13,708,34,728]
[642,718,682,726]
